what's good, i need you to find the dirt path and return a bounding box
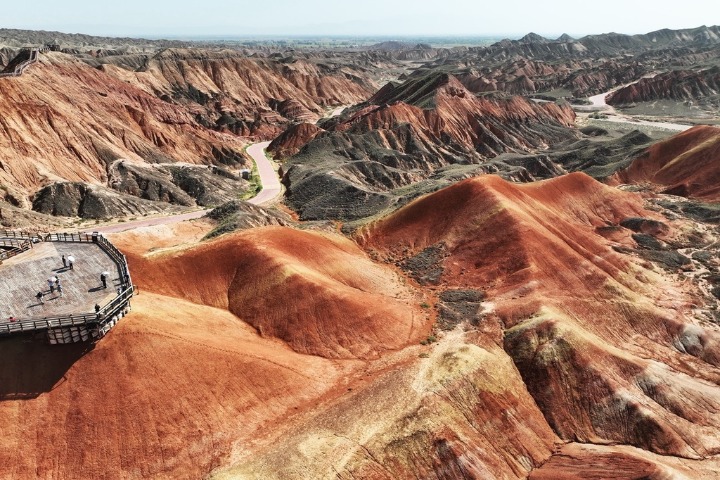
[90,142,280,234]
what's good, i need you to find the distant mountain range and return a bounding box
[0,25,718,53]
[501,25,720,54]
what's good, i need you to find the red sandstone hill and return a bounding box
[128,226,426,359]
[3,175,720,478]
[607,67,720,105]
[0,53,248,206]
[267,122,323,159]
[359,172,647,294]
[352,74,576,153]
[0,50,372,211]
[358,173,720,463]
[271,73,576,160]
[0,224,427,479]
[616,125,720,200]
[0,292,355,479]
[102,49,373,137]
[275,73,581,222]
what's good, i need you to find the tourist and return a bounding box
[61,254,67,268]
[101,271,110,289]
[36,291,44,304]
[47,277,55,294]
[8,316,15,323]
[67,254,75,270]
[94,304,101,318]
[57,283,63,297]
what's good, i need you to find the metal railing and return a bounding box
[94,234,133,287]
[99,285,134,318]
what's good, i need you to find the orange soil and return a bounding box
[359,172,648,297]
[360,172,720,458]
[126,226,426,359]
[3,173,720,478]
[530,443,720,479]
[0,222,427,479]
[617,125,720,200]
[0,293,356,479]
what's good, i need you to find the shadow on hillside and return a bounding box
[0,335,95,401]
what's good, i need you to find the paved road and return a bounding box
[327,106,347,118]
[90,142,280,234]
[246,141,282,206]
[584,75,657,110]
[577,77,692,133]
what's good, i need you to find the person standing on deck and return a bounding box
[67,254,75,270]
[36,291,44,304]
[61,254,67,268]
[47,277,55,294]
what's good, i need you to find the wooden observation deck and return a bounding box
[0,231,134,344]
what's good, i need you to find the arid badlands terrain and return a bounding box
[2,25,720,479]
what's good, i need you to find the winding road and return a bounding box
[580,78,692,132]
[84,82,694,236]
[91,141,280,234]
[245,141,281,206]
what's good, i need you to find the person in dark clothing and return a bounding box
[36,291,44,304]
[61,254,67,268]
[100,272,107,289]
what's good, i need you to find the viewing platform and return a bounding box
[0,231,134,344]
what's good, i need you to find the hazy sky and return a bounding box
[4,0,719,38]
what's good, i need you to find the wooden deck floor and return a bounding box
[0,242,122,323]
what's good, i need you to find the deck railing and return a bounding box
[0,238,33,261]
[43,231,133,286]
[0,285,134,336]
[0,230,38,240]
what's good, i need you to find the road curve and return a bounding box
[246,141,282,206]
[578,78,692,133]
[90,141,280,234]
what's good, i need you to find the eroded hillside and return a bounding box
[275,72,577,221]
[2,25,720,480]
[4,170,720,479]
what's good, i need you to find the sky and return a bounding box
[3,0,719,38]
